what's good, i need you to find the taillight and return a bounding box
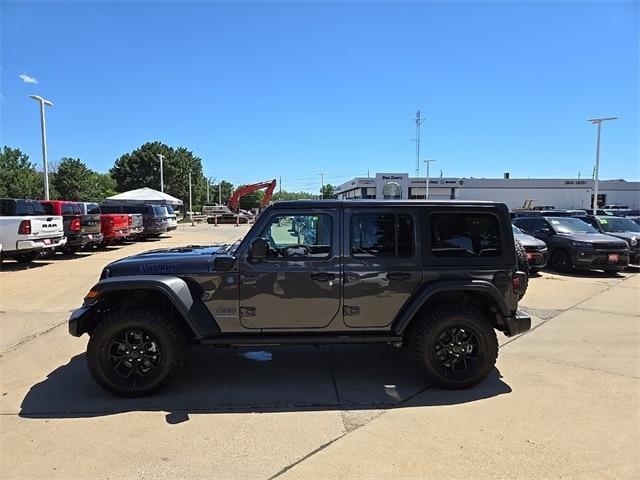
[108,217,114,226]
[128,215,132,225]
[512,272,527,295]
[18,219,31,235]
[70,217,81,232]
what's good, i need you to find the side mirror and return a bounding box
[250,237,268,260]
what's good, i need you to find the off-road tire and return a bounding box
[87,308,186,397]
[550,248,571,273]
[410,304,498,389]
[515,240,530,300]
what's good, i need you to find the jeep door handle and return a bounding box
[386,272,411,281]
[310,273,335,282]
[241,273,257,285]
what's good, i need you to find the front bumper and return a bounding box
[16,236,67,252]
[574,250,630,271]
[68,304,97,337]
[504,310,531,337]
[525,247,548,269]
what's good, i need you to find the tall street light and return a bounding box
[423,159,436,199]
[29,95,53,200]
[156,154,165,192]
[587,117,618,215]
[317,173,326,199]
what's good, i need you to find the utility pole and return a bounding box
[29,95,53,200]
[415,110,425,178]
[219,182,222,206]
[423,159,436,199]
[317,173,326,199]
[587,117,618,215]
[188,171,193,225]
[156,154,165,192]
[279,176,282,195]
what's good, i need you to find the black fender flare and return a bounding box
[76,275,220,339]
[392,280,510,335]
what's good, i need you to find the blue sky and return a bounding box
[1,0,638,192]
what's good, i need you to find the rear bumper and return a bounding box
[16,236,67,252]
[67,233,101,247]
[504,310,531,337]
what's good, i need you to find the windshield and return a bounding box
[165,205,175,214]
[153,205,166,216]
[547,217,598,234]
[511,224,523,234]
[597,216,640,233]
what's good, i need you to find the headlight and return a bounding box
[631,237,638,247]
[571,241,593,249]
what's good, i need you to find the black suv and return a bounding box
[69,200,530,397]
[512,216,629,272]
[575,215,640,265]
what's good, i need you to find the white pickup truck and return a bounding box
[0,198,66,263]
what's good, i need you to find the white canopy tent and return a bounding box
[103,187,183,206]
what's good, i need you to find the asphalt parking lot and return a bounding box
[1,224,638,479]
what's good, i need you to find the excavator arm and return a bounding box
[228,179,277,212]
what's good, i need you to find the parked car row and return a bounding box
[512,213,639,273]
[0,198,179,264]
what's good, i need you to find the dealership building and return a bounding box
[335,173,640,210]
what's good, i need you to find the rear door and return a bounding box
[342,208,422,328]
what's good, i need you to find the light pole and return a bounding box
[587,117,618,215]
[29,95,53,200]
[317,173,326,199]
[188,171,194,225]
[156,154,165,192]
[423,159,436,199]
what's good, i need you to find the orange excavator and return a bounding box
[228,179,277,212]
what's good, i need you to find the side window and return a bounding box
[350,213,414,257]
[431,213,501,257]
[261,214,332,259]
[530,219,550,233]
[62,204,75,215]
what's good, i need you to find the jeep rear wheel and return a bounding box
[87,309,185,397]
[410,304,498,389]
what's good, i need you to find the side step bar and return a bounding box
[200,334,403,347]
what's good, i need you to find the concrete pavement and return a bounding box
[1,225,638,479]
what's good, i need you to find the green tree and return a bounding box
[110,141,206,210]
[51,157,95,201]
[272,190,316,201]
[0,146,43,198]
[320,184,337,199]
[89,172,118,202]
[239,190,265,210]
[208,180,234,205]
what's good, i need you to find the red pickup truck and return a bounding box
[78,203,131,246]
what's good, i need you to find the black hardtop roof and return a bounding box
[271,199,505,209]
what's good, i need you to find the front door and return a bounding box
[239,210,341,329]
[342,208,422,328]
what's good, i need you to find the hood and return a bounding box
[558,232,628,246]
[514,232,546,248]
[601,231,640,246]
[104,244,232,277]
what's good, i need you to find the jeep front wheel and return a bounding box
[410,305,498,389]
[86,309,185,397]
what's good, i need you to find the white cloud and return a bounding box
[19,73,38,84]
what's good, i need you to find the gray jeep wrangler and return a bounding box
[69,200,530,397]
